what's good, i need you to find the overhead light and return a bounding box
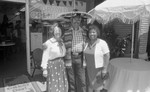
[15,12,20,15]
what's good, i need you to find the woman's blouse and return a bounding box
[41,37,66,69]
[84,39,110,68]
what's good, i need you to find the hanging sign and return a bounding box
[30,8,42,19]
[4,83,36,92]
[29,0,86,20]
[41,5,73,20]
[29,0,73,20]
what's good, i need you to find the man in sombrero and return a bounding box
[60,9,92,92]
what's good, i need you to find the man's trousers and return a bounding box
[66,54,86,92]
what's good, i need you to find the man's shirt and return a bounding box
[72,27,84,53]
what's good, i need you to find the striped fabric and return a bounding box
[63,29,73,66]
[63,27,87,65]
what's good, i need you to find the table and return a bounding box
[0,42,15,47]
[0,42,15,61]
[106,58,150,92]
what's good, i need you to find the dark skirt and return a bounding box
[84,46,103,90]
[47,58,68,92]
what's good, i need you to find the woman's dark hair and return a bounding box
[88,24,101,38]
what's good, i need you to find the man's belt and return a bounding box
[71,52,83,56]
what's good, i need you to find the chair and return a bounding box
[31,48,43,77]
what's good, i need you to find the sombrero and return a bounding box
[42,17,70,26]
[57,9,93,19]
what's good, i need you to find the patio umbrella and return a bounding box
[88,0,150,24]
[88,0,150,60]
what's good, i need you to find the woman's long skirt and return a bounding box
[47,59,68,92]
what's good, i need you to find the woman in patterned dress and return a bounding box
[41,23,68,92]
[83,24,110,92]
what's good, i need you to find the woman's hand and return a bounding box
[65,63,72,68]
[102,69,109,80]
[102,67,107,74]
[43,70,48,78]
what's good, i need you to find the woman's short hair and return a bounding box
[88,24,101,38]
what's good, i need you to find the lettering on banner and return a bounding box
[30,11,42,19]
[5,83,36,92]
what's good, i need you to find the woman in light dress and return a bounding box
[41,23,68,92]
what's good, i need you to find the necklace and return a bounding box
[89,39,97,49]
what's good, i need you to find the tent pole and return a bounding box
[131,23,135,62]
[25,0,31,74]
[73,0,76,9]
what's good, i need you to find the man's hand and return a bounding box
[83,62,86,68]
[43,70,48,78]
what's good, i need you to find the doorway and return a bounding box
[0,1,27,78]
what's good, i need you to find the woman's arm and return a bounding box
[83,54,86,68]
[83,43,88,68]
[101,39,110,73]
[103,52,110,73]
[41,41,50,70]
